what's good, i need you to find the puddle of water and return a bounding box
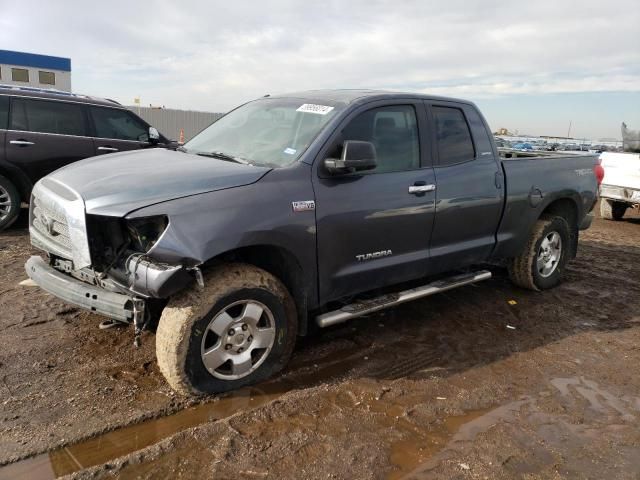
[551,376,636,420]
[0,386,281,480]
[0,349,366,480]
[389,399,529,479]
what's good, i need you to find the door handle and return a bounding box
[97,146,119,152]
[10,140,34,146]
[408,184,436,194]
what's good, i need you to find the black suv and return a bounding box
[0,85,173,230]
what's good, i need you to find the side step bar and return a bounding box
[315,270,492,328]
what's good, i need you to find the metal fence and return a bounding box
[127,106,224,142]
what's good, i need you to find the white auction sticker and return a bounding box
[296,104,334,115]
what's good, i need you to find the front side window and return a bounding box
[184,98,343,168]
[340,105,420,173]
[11,99,86,136]
[90,107,149,141]
[11,68,29,82]
[433,106,475,165]
[39,71,56,85]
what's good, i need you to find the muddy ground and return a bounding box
[1,204,639,479]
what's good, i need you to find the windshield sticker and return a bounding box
[296,104,335,115]
[284,147,297,155]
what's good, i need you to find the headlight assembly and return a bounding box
[126,215,168,252]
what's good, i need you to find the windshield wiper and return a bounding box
[196,151,250,165]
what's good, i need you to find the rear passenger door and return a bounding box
[6,98,94,183]
[425,101,503,273]
[89,106,153,155]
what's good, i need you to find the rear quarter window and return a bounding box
[463,105,495,156]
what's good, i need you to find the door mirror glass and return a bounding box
[149,126,160,144]
[324,140,377,174]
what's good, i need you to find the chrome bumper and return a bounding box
[25,256,134,322]
[600,184,640,204]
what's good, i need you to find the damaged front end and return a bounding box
[26,179,197,345]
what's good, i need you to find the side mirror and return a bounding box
[324,140,377,174]
[149,126,160,144]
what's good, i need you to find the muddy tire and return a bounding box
[156,263,297,396]
[0,175,20,232]
[508,215,571,291]
[600,199,626,221]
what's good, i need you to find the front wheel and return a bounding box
[156,263,298,396]
[508,215,571,291]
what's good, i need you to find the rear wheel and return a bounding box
[600,199,626,220]
[508,215,570,291]
[156,263,297,396]
[0,175,20,231]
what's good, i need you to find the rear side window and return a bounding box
[0,96,9,130]
[90,107,149,141]
[433,106,475,165]
[11,99,87,136]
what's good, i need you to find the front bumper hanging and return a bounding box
[25,256,134,322]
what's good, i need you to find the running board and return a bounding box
[315,270,492,328]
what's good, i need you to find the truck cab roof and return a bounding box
[270,89,475,106]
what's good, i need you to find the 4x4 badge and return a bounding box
[292,201,315,212]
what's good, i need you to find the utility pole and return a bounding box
[567,121,572,139]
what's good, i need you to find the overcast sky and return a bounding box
[2,0,639,139]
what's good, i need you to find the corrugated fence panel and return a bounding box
[127,106,224,142]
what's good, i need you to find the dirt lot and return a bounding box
[1,204,639,479]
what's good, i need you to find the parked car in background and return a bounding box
[493,137,511,148]
[0,85,174,230]
[24,89,601,395]
[599,151,640,220]
[512,142,533,151]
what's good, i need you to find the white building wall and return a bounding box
[0,63,72,92]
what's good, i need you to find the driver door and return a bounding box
[313,101,436,303]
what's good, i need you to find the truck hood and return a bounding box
[47,149,271,216]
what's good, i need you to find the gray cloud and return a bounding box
[1,1,638,119]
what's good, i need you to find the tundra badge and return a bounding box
[356,250,393,262]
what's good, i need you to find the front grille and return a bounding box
[29,179,92,269]
[30,189,74,260]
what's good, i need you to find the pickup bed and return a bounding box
[25,90,601,395]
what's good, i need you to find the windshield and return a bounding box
[183,98,343,168]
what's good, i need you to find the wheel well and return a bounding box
[206,245,310,336]
[540,198,579,258]
[541,198,578,226]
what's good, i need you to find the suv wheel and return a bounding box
[156,263,297,395]
[508,215,571,291]
[0,175,20,231]
[600,199,626,221]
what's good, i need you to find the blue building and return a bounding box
[0,50,71,92]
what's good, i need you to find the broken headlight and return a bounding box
[126,215,168,253]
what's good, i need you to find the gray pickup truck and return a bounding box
[25,90,601,395]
